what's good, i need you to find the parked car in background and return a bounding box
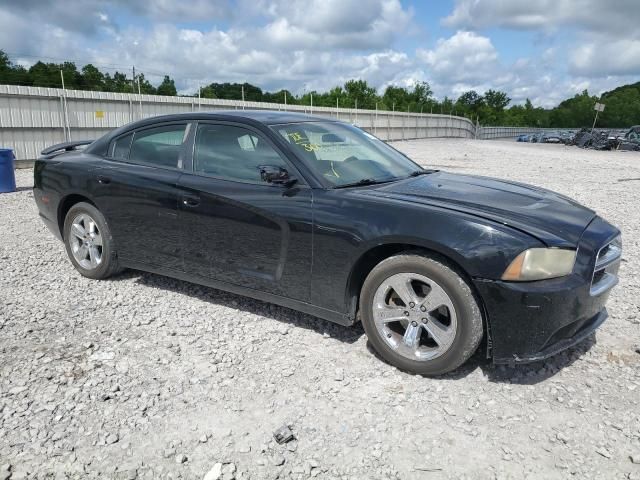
[33,111,622,375]
[542,132,562,144]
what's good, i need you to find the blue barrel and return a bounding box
[0,148,16,193]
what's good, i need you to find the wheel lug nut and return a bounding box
[422,318,428,323]
[420,306,426,312]
[409,302,415,308]
[403,311,409,316]
[411,321,418,327]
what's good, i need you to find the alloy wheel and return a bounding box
[372,272,458,361]
[69,213,103,270]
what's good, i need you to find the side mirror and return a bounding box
[258,165,296,187]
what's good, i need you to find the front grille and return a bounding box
[590,236,621,296]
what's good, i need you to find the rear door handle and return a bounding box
[96,175,111,185]
[182,195,200,207]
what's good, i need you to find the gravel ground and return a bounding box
[1,139,639,480]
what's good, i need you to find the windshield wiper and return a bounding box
[333,178,394,189]
[409,169,438,177]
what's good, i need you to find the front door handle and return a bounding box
[182,195,200,207]
[96,175,111,185]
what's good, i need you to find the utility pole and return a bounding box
[310,92,313,114]
[241,85,245,110]
[284,90,287,110]
[336,97,339,119]
[132,66,136,94]
[198,86,201,111]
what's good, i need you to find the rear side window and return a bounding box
[109,133,133,160]
[129,124,188,168]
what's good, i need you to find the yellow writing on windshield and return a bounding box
[287,132,304,143]
[287,132,322,152]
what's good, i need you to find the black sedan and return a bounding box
[33,111,621,375]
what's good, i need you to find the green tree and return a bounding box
[382,85,411,111]
[455,90,483,118]
[0,50,29,85]
[135,73,156,94]
[203,82,263,101]
[549,90,597,128]
[156,75,177,96]
[80,64,105,91]
[412,81,433,104]
[104,71,132,93]
[262,89,296,104]
[483,89,510,110]
[343,79,378,109]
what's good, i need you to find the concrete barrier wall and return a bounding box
[0,84,477,162]
[0,84,576,167]
[477,126,559,140]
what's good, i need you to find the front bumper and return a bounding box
[475,216,621,365]
[507,309,607,364]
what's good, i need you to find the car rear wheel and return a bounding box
[63,202,121,280]
[360,253,483,375]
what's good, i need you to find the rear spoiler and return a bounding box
[41,140,94,157]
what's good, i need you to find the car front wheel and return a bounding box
[360,253,483,376]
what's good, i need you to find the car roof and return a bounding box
[85,110,340,156]
[134,110,335,127]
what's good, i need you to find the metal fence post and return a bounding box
[58,95,68,142]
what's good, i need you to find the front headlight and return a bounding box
[502,248,577,281]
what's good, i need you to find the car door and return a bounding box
[177,121,313,302]
[94,122,192,270]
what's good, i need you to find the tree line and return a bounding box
[1,50,638,128]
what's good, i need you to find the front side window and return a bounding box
[128,124,187,168]
[270,122,419,186]
[194,124,288,183]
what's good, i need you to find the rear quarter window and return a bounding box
[109,133,133,160]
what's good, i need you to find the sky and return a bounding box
[1,0,639,107]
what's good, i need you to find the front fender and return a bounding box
[311,190,543,314]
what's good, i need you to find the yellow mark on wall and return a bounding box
[95,111,104,119]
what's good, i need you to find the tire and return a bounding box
[360,253,483,376]
[63,202,121,280]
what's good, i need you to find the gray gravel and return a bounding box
[1,139,639,479]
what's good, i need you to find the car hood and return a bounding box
[362,172,596,246]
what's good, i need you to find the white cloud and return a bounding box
[443,0,639,35]
[417,31,499,85]
[443,0,640,79]
[0,0,638,107]
[255,0,412,50]
[570,37,640,77]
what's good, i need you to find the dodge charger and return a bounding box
[33,111,622,375]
